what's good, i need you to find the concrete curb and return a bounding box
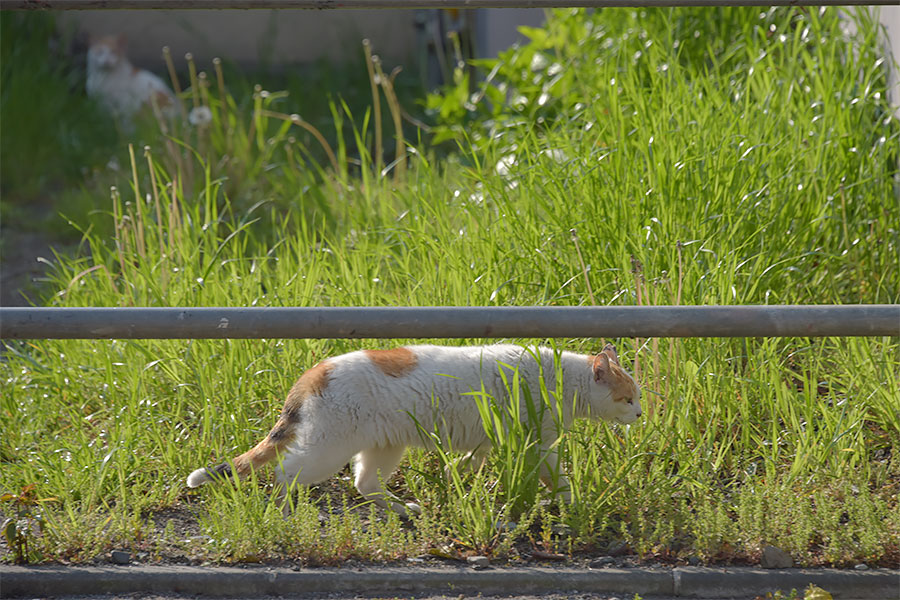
[1,565,897,599]
[671,567,898,598]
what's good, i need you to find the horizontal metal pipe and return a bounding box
[0,306,897,340]
[9,0,895,8]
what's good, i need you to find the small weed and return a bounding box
[757,585,833,600]
[757,591,800,600]
[1,485,56,564]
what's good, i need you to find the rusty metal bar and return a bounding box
[0,305,897,340]
[9,0,895,8]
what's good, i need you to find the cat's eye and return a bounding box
[626,399,634,405]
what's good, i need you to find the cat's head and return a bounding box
[589,344,642,424]
[87,35,127,71]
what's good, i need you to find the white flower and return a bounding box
[530,52,549,72]
[495,154,517,177]
[540,148,568,163]
[188,106,213,128]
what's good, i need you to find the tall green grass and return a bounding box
[1,7,898,566]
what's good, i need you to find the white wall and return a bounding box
[880,6,900,117]
[60,9,417,70]
[61,7,900,118]
[474,8,545,58]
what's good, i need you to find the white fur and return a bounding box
[275,344,641,515]
[86,38,175,130]
[186,468,208,489]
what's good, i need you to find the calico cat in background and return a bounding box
[86,34,176,130]
[187,344,642,517]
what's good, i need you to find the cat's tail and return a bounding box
[186,417,295,488]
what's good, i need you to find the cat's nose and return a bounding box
[636,409,642,418]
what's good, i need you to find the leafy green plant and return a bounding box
[1,484,56,564]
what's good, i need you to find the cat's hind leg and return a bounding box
[353,445,420,517]
[275,445,355,515]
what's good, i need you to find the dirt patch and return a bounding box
[0,199,77,307]
[0,231,64,306]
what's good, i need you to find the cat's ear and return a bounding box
[592,352,612,383]
[601,343,620,366]
[115,34,127,51]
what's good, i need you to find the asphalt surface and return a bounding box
[7,592,708,600]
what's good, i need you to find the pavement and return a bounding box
[1,564,898,599]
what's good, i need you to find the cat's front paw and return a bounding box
[404,502,422,516]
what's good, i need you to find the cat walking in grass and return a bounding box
[187,344,641,516]
[86,34,176,131]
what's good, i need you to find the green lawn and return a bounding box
[1,7,898,567]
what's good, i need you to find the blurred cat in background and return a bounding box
[86,34,176,131]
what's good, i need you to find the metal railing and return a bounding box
[0,305,897,339]
[9,0,896,8]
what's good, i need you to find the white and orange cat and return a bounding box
[187,344,641,516]
[86,34,176,130]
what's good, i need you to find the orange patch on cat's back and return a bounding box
[365,347,418,378]
[282,360,333,422]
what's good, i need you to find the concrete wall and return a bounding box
[880,6,900,117]
[59,7,899,117]
[474,8,545,58]
[60,9,418,70]
[61,9,550,71]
